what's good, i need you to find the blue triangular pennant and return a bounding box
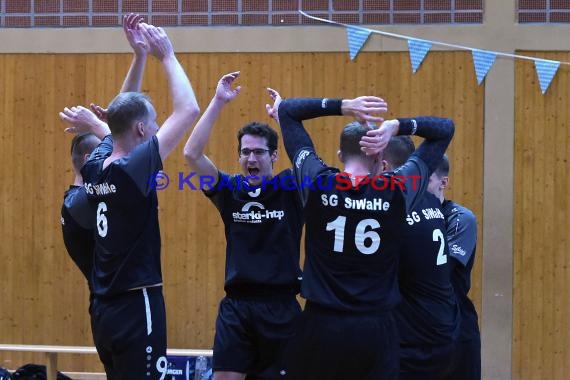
[407,39,432,73]
[346,26,372,60]
[471,49,497,85]
[534,59,560,94]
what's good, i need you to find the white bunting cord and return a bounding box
[298,10,568,93]
[298,10,570,65]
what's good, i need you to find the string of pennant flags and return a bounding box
[299,10,569,94]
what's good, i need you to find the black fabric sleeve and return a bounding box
[445,202,478,267]
[63,186,93,230]
[397,117,455,173]
[390,155,431,213]
[87,134,113,161]
[277,98,343,162]
[292,149,335,207]
[81,135,114,183]
[203,171,231,214]
[122,136,164,196]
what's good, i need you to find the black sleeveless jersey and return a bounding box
[442,199,479,340]
[395,194,460,345]
[61,185,94,289]
[81,135,163,296]
[204,170,304,296]
[294,150,430,313]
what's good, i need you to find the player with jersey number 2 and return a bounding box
[380,137,460,379]
[431,155,481,380]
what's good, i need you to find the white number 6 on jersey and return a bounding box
[97,202,108,237]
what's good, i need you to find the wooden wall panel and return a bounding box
[514,51,570,380]
[0,51,483,372]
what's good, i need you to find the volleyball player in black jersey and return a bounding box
[60,16,157,378]
[430,155,480,380]
[184,74,303,380]
[381,137,460,379]
[61,133,101,286]
[60,12,147,294]
[81,23,200,379]
[273,95,454,380]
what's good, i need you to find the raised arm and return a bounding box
[183,71,241,181]
[397,117,455,173]
[277,96,386,162]
[360,117,454,212]
[360,117,454,173]
[77,15,147,127]
[140,23,200,161]
[60,105,111,140]
[265,87,281,125]
[120,13,149,93]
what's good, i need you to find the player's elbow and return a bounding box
[184,144,201,163]
[443,118,455,139]
[183,144,201,163]
[175,100,200,122]
[183,103,201,124]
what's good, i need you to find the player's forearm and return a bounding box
[120,53,147,93]
[162,55,200,119]
[398,117,455,172]
[155,55,200,160]
[183,97,224,163]
[279,98,343,122]
[277,98,319,162]
[90,120,112,140]
[397,117,454,140]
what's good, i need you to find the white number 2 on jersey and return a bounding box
[97,202,108,238]
[433,228,447,265]
[326,216,381,255]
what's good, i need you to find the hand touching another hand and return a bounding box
[139,23,174,61]
[123,13,148,56]
[89,103,108,123]
[359,119,400,156]
[341,96,388,125]
[60,105,110,138]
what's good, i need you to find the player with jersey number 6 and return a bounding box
[80,22,200,379]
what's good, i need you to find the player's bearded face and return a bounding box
[239,134,276,186]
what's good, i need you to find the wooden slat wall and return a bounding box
[514,51,570,380]
[0,51,483,372]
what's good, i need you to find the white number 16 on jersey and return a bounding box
[326,216,381,255]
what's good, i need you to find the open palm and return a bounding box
[124,13,148,55]
[215,71,241,103]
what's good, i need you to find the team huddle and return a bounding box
[60,15,479,380]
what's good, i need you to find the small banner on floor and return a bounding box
[166,355,212,380]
